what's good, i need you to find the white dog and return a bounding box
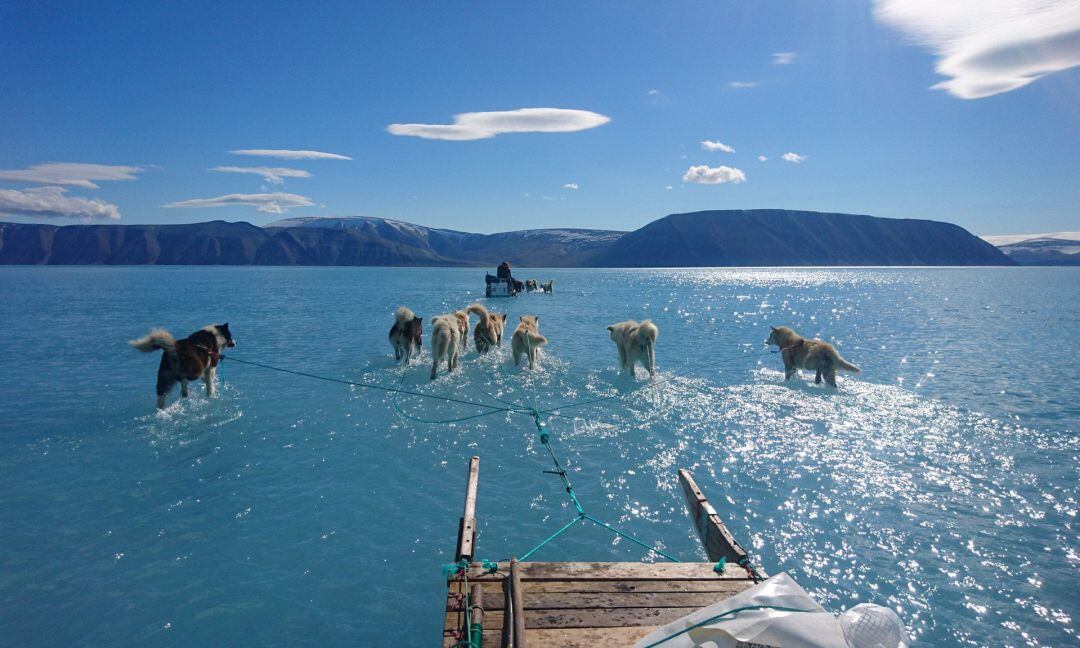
[429,314,463,379]
[607,320,659,377]
[511,315,547,369]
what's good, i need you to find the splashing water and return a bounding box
[0,266,1076,646]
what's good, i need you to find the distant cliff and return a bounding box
[589,210,1012,266]
[0,210,1015,267]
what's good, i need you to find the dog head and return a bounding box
[410,317,423,344]
[766,325,796,347]
[215,322,237,348]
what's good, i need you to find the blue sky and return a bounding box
[0,1,1077,235]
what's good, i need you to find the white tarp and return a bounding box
[634,572,849,648]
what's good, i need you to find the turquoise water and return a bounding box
[1,266,1077,646]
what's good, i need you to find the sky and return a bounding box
[0,1,1078,236]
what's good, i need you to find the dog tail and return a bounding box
[833,352,861,373]
[395,306,415,325]
[130,328,175,354]
[466,302,489,325]
[527,332,548,347]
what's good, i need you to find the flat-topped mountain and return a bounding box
[0,210,1014,266]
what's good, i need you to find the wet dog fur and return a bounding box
[388,306,423,364]
[430,314,463,379]
[766,325,860,387]
[130,323,236,409]
[466,303,507,354]
[511,315,547,369]
[607,320,658,377]
[540,281,553,293]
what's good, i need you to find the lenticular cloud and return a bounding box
[387,108,611,141]
[875,0,1080,99]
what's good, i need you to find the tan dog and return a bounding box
[453,310,470,350]
[429,314,463,379]
[511,315,548,369]
[607,320,659,377]
[466,303,507,354]
[766,325,860,387]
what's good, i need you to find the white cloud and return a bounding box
[0,186,120,220]
[665,185,673,190]
[647,89,661,96]
[758,155,769,162]
[563,183,579,190]
[212,166,312,185]
[701,140,736,153]
[386,108,611,141]
[729,81,760,88]
[0,162,142,189]
[874,0,1080,99]
[163,192,315,214]
[682,165,747,185]
[772,52,798,65]
[229,149,352,161]
[782,152,808,163]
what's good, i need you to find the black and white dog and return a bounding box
[130,323,236,409]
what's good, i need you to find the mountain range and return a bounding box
[980,232,1080,266]
[0,210,1017,267]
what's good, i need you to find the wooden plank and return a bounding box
[446,627,656,648]
[456,456,480,562]
[462,561,754,581]
[445,606,710,632]
[510,559,526,647]
[451,577,752,595]
[677,469,754,566]
[449,588,751,612]
[526,627,656,647]
[501,573,513,647]
[469,584,484,648]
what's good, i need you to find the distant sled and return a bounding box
[485,273,518,298]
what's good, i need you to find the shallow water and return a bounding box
[0,266,1077,646]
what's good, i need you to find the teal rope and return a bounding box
[517,514,584,562]
[214,357,224,416]
[640,604,816,648]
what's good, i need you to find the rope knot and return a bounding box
[481,559,499,574]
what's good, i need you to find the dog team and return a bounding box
[130,312,859,408]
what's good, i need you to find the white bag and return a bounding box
[635,572,849,648]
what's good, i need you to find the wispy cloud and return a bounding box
[874,0,1080,99]
[229,149,352,161]
[682,165,747,185]
[0,162,142,189]
[0,186,121,220]
[212,166,312,185]
[164,192,315,214]
[701,140,736,153]
[387,108,611,141]
[729,81,760,89]
[758,155,769,162]
[781,152,808,163]
[647,89,661,96]
[563,183,579,190]
[772,52,797,65]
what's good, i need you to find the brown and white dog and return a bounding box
[607,320,659,377]
[466,303,507,354]
[388,306,423,364]
[511,315,547,369]
[766,325,860,387]
[429,314,463,379]
[130,323,236,409]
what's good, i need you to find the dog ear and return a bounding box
[770,326,777,332]
[519,315,524,321]
[606,325,614,332]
